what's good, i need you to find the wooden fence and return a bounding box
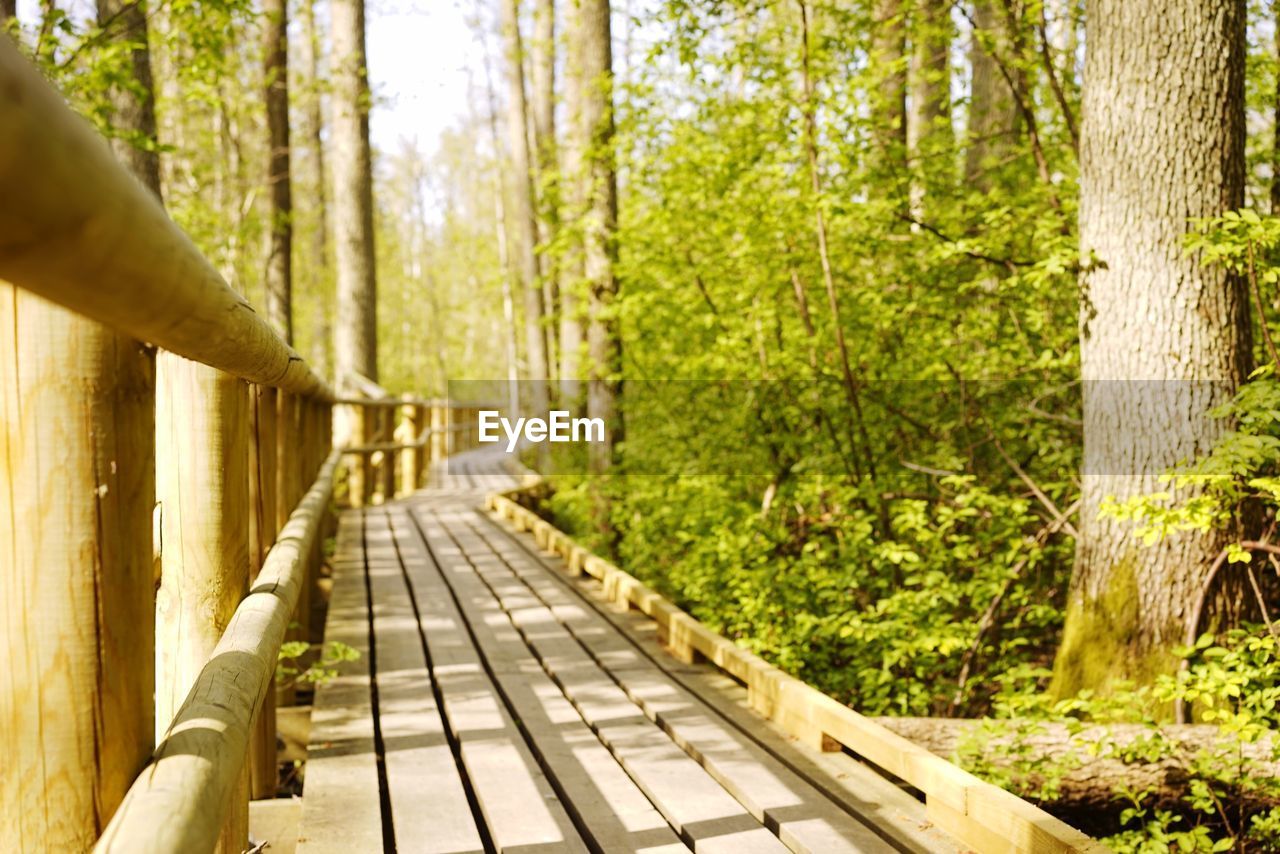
[0,38,487,853]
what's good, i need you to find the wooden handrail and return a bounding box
[96,450,340,854]
[0,39,331,401]
[487,489,1106,854]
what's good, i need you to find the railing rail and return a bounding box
[337,396,497,504]
[0,39,331,401]
[97,452,341,853]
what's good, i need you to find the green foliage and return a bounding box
[277,639,360,689]
[960,629,1280,852]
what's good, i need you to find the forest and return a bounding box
[6,0,1280,848]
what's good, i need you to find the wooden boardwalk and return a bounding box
[298,449,962,854]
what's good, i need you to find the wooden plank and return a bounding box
[427,511,786,854]
[388,506,589,853]
[384,506,685,854]
[486,495,1099,854]
[297,511,384,854]
[558,595,960,854]
[362,511,485,852]
[468,515,897,854]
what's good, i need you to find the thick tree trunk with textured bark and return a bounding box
[263,0,292,343]
[1053,0,1252,699]
[1,0,15,23]
[574,0,620,474]
[331,0,377,388]
[965,0,1019,185]
[870,0,906,168]
[907,0,951,212]
[501,0,550,421]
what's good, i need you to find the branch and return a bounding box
[893,211,1035,271]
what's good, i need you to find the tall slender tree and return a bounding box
[965,0,1019,185]
[500,0,550,421]
[531,0,559,375]
[870,0,906,169]
[907,0,951,212]
[573,0,620,474]
[297,0,330,374]
[331,0,377,388]
[1052,0,1252,699]
[263,0,292,343]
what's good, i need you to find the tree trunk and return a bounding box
[1,0,16,23]
[1273,0,1280,215]
[298,0,330,374]
[531,0,559,378]
[574,0,620,475]
[870,0,906,169]
[500,0,550,423]
[331,0,377,389]
[875,717,1280,816]
[560,0,586,410]
[1053,0,1252,699]
[907,0,951,211]
[263,0,292,343]
[965,0,1019,186]
[96,0,162,198]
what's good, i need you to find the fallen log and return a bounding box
[873,717,1280,815]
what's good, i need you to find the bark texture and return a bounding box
[965,0,1020,185]
[574,0,620,474]
[331,0,378,387]
[1054,0,1252,698]
[501,0,550,420]
[263,0,292,343]
[96,0,162,198]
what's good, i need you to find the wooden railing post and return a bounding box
[380,404,395,500]
[430,402,445,477]
[155,352,251,851]
[346,403,364,508]
[248,386,279,800]
[0,295,155,849]
[413,403,427,489]
[399,394,418,497]
[361,404,377,506]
